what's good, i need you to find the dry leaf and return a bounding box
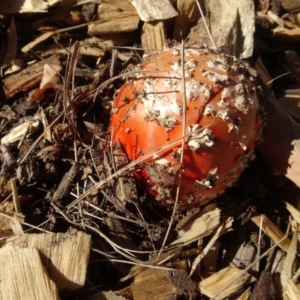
[39,64,61,89]
[31,63,62,102]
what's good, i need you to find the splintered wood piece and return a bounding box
[171,208,221,245]
[251,214,291,252]
[6,231,91,290]
[141,21,167,53]
[2,55,61,98]
[132,268,196,300]
[232,238,256,269]
[285,201,300,224]
[88,0,139,35]
[0,245,59,299]
[198,265,256,300]
[188,0,255,59]
[130,0,178,22]
[173,0,199,41]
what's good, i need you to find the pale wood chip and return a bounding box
[130,0,178,21]
[285,201,300,224]
[21,32,55,53]
[267,10,284,27]
[188,0,255,59]
[132,268,195,300]
[0,245,59,300]
[251,214,291,252]
[232,238,256,269]
[6,231,91,290]
[88,0,139,35]
[141,21,167,53]
[171,207,221,245]
[198,265,256,300]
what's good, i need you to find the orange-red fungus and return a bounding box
[110,45,260,209]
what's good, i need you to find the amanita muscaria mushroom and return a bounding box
[110,45,260,209]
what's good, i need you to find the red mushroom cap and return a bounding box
[110,45,260,209]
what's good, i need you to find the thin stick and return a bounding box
[159,41,188,255]
[196,0,217,49]
[11,178,21,213]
